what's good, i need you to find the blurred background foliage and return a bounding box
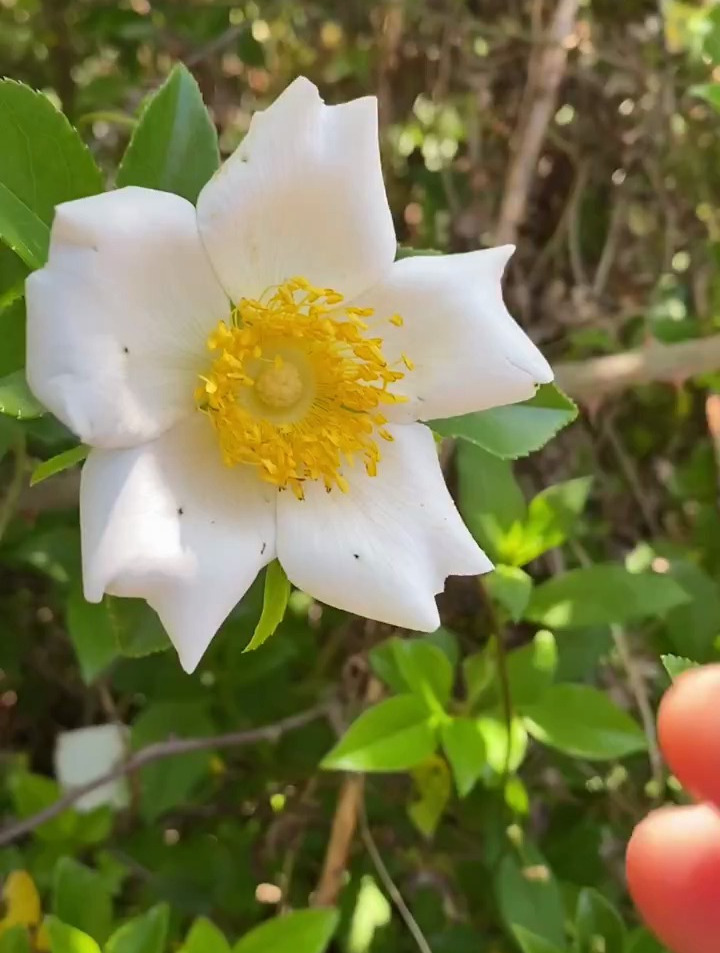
[4,0,720,951]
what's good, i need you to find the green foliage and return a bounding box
[433,384,577,459]
[116,64,219,203]
[31,446,88,486]
[322,695,437,772]
[244,561,291,652]
[0,7,716,952]
[232,910,338,953]
[522,685,647,760]
[526,565,689,628]
[0,80,101,268]
[0,371,45,419]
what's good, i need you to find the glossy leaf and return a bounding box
[457,442,526,562]
[180,918,231,953]
[45,919,101,953]
[105,905,169,953]
[31,445,88,486]
[432,384,577,460]
[486,565,533,622]
[526,565,690,628]
[321,695,437,772]
[106,597,171,658]
[244,560,291,652]
[523,684,647,760]
[441,717,486,797]
[495,846,566,948]
[661,653,698,681]
[0,80,102,268]
[52,858,113,944]
[0,371,44,419]
[233,909,339,953]
[117,64,219,202]
[575,887,626,953]
[65,587,119,684]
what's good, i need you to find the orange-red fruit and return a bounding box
[658,665,720,805]
[627,804,720,953]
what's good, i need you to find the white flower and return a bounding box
[26,77,552,673]
[54,724,130,812]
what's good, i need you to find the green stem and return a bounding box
[0,432,28,544]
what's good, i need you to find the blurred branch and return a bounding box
[313,676,382,908]
[359,799,433,953]
[0,703,332,847]
[554,334,720,402]
[495,0,580,245]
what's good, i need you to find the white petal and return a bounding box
[276,423,490,630]
[356,246,553,422]
[54,724,130,813]
[197,76,396,303]
[26,187,229,449]
[80,415,276,673]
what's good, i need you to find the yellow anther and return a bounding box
[196,277,411,494]
[389,313,404,327]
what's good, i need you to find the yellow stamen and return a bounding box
[196,277,411,494]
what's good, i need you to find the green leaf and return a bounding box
[0,298,26,378]
[432,384,577,460]
[8,772,77,842]
[132,704,214,821]
[105,905,169,953]
[495,847,565,948]
[464,632,557,711]
[106,597,171,658]
[233,909,339,953]
[441,717,486,797]
[457,442,526,562]
[370,633,456,698]
[45,918,101,953]
[693,83,720,109]
[505,631,558,708]
[52,857,113,945]
[65,587,119,683]
[391,638,453,709]
[0,80,102,269]
[0,927,31,953]
[661,653,698,681]
[395,246,442,259]
[662,559,720,662]
[408,756,451,838]
[522,684,647,760]
[575,887,625,953]
[31,445,88,486]
[516,477,593,564]
[244,560,291,652]
[0,371,45,419]
[117,64,219,202]
[180,918,231,953]
[526,565,690,628]
[477,716,529,774]
[486,566,533,622]
[512,927,565,953]
[625,928,670,953]
[321,695,437,772]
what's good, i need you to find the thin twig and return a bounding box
[571,542,663,795]
[495,0,580,245]
[0,704,330,847]
[359,800,433,953]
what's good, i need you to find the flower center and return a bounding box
[255,359,304,410]
[196,277,410,499]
